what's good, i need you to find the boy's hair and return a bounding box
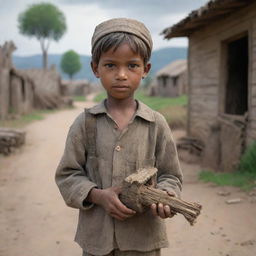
[91,32,151,65]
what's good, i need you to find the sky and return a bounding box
[0,0,209,56]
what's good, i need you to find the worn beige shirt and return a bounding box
[55,100,183,255]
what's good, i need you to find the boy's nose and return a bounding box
[116,68,128,80]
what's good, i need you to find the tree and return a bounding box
[18,2,67,69]
[61,50,82,80]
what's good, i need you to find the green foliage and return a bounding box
[199,170,256,191]
[0,110,55,128]
[93,91,187,129]
[94,91,107,102]
[73,95,86,102]
[94,91,187,111]
[18,2,66,41]
[18,2,66,68]
[238,141,256,174]
[135,92,187,111]
[61,50,82,79]
[199,143,256,191]
[158,105,187,129]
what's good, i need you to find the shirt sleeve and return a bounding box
[154,112,183,198]
[55,112,97,210]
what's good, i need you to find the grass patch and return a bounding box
[73,95,86,102]
[94,91,107,102]
[239,141,256,174]
[94,91,187,109]
[199,170,256,191]
[0,109,57,129]
[158,105,187,129]
[94,91,188,128]
[93,91,188,129]
[135,91,187,111]
[199,141,256,191]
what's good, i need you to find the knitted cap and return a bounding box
[91,18,153,53]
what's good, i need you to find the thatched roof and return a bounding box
[156,59,187,77]
[162,0,254,39]
[10,68,35,86]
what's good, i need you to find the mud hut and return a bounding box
[0,41,35,119]
[155,59,187,97]
[61,80,91,97]
[19,67,65,110]
[9,68,35,115]
[0,41,16,119]
[162,0,256,172]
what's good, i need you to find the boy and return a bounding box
[55,18,183,256]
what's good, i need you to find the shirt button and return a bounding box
[115,145,121,152]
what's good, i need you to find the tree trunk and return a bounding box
[43,50,48,69]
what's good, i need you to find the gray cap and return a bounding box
[91,18,153,53]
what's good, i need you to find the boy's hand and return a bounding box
[150,191,176,219]
[88,187,136,221]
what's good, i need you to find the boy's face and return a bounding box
[91,43,151,100]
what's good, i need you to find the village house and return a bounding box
[60,79,91,97]
[19,67,65,109]
[0,41,71,120]
[0,41,35,119]
[154,59,187,97]
[162,0,256,172]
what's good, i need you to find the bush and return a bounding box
[199,141,256,191]
[158,105,187,130]
[239,141,256,174]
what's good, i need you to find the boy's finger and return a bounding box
[151,203,158,216]
[115,198,136,215]
[111,207,134,220]
[158,203,166,218]
[113,186,122,195]
[164,205,171,217]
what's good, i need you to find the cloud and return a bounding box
[60,0,208,15]
[0,0,208,55]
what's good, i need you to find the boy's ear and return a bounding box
[143,63,151,77]
[91,61,100,78]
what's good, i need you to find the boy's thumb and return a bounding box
[113,186,122,195]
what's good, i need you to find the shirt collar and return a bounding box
[88,99,155,122]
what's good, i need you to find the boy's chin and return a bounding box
[108,92,134,100]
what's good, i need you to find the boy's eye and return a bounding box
[128,63,139,69]
[104,63,115,68]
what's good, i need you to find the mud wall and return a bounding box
[187,2,256,146]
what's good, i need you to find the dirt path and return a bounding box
[0,97,256,256]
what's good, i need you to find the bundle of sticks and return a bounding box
[120,168,202,225]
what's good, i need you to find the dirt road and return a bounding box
[0,98,256,256]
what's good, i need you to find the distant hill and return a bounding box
[13,47,187,82]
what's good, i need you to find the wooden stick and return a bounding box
[120,168,202,225]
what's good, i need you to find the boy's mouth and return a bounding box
[112,85,130,90]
